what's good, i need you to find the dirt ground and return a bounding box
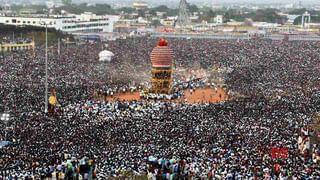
[182,87,228,104]
[105,87,228,104]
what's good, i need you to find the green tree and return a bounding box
[201,9,216,22]
[138,9,145,17]
[224,9,245,22]
[91,4,114,15]
[78,3,88,9]
[149,9,157,16]
[151,5,178,16]
[61,0,72,6]
[189,4,199,13]
[152,5,170,12]
[288,8,307,15]
[162,14,167,19]
[151,19,161,27]
[118,7,135,14]
[252,9,287,24]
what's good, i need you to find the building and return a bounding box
[212,15,223,25]
[252,22,280,28]
[0,12,120,33]
[192,23,216,31]
[286,14,300,25]
[133,1,148,10]
[161,19,175,27]
[156,12,166,17]
[0,3,14,16]
[19,9,38,16]
[190,16,200,22]
[114,19,150,33]
[73,32,121,42]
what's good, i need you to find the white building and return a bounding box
[213,15,223,25]
[133,1,148,10]
[0,12,120,33]
[252,22,280,28]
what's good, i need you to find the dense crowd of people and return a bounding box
[0,37,320,179]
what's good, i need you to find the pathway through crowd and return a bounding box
[105,87,228,104]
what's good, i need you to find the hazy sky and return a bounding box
[183,0,317,4]
[224,0,315,3]
[24,0,320,6]
[113,0,319,5]
[125,0,318,3]
[74,0,319,4]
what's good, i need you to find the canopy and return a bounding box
[99,50,114,62]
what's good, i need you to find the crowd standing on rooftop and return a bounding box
[0,37,33,44]
[0,37,320,179]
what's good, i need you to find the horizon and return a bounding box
[4,0,320,6]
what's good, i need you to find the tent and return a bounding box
[99,50,114,62]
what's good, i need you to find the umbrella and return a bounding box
[169,159,176,164]
[148,156,157,162]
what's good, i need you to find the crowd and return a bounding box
[0,37,33,44]
[0,37,320,179]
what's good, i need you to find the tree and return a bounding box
[252,9,287,24]
[162,14,167,19]
[151,5,178,17]
[224,9,245,22]
[288,8,307,15]
[138,9,145,17]
[151,19,161,27]
[149,9,157,16]
[56,3,116,15]
[200,9,216,22]
[189,4,199,13]
[208,9,216,17]
[61,0,72,6]
[78,3,88,9]
[152,5,170,12]
[118,7,135,14]
[91,4,114,15]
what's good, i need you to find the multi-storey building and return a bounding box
[0,12,120,33]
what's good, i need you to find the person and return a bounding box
[0,37,319,179]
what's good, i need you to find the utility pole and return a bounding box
[58,38,60,56]
[40,21,49,114]
[45,24,48,113]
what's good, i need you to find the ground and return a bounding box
[105,87,228,104]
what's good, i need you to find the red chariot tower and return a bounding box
[150,39,174,94]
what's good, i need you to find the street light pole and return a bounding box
[4,120,8,140]
[1,113,10,140]
[58,38,60,56]
[45,24,48,113]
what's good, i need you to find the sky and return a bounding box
[110,0,318,4]
[217,0,317,3]
[27,0,319,3]
[210,0,315,3]
[101,0,319,6]
[13,0,320,7]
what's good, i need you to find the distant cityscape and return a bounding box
[1,0,320,43]
[1,0,320,8]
